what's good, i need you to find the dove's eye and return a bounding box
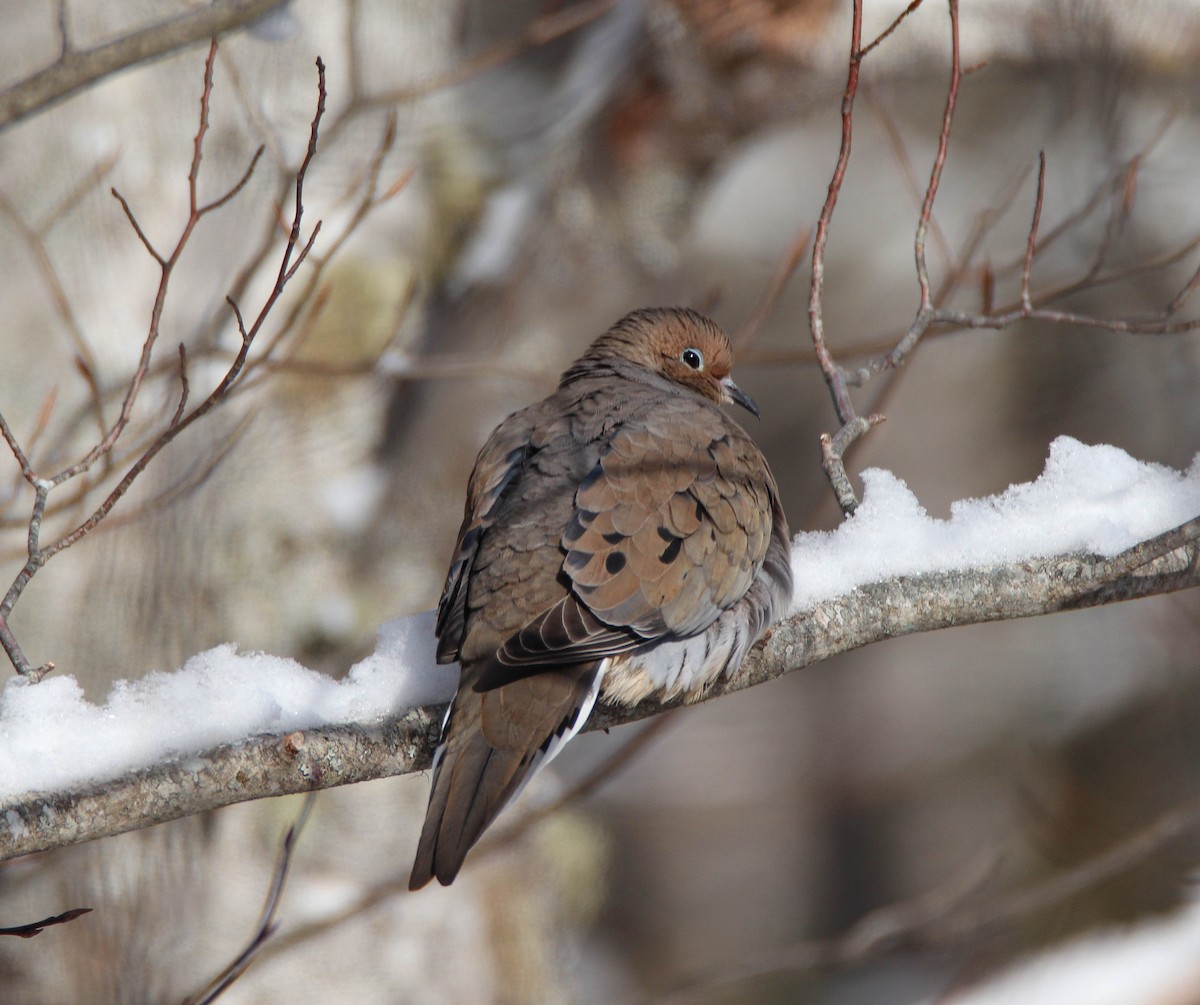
[681,348,704,370]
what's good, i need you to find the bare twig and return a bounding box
[910,0,962,320]
[859,0,929,58]
[651,792,1200,1003]
[0,0,287,131]
[182,795,316,1005]
[806,0,862,427]
[0,907,92,939]
[1019,152,1047,312]
[257,716,677,964]
[0,190,106,439]
[0,44,326,679]
[734,227,811,354]
[805,0,951,514]
[804,0,1200,518]
[363,0,618,107]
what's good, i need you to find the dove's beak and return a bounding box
[721,377,761,419]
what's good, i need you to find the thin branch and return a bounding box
[170,345,190,429]
[0,0,287,131]
[0,44,324,679]
[109,187,165,265]
[912,0,962,317]
[183,795,315,1005]
[40,51,321,560]
[806,0,961,514]
[200,147,266,217]
[651,793,1200,1003]
[238,112,403,393]
[54,0,70,59]
[364,0,618,106]
[0,190,106,438]
[0,907,92,939]
[257,717,678,964]
[806,0,862,427]
[883,0,963,370]
[734,227,811,353]
[1020,152,1047,312]
[859,0,929,58]
[0,414,36,485]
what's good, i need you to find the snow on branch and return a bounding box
[1,439,1196,861]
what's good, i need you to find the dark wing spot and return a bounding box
[605,551,627,574]
[659,536,683,564]
[602,530,624,545]
[564,509,596,542]
[565,549,592,570]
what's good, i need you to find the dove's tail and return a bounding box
[409,659,605,889]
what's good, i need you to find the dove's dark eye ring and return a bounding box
[681,348,704,370]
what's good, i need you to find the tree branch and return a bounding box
[0,43,325,680]
[654,791,1200,1002]
[0,0,287,131]
[1,516,1196,862]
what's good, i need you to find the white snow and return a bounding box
[790,437,1200,610]
[0,436,1195,803]
[936,892,1200,1005]
[0,611,455,802]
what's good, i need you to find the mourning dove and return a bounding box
[409,307,793,889]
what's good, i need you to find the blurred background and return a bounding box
[1,0,1199,1001]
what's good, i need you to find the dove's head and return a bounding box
[584,307,761,418]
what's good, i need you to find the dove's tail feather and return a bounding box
[409,659,605,889]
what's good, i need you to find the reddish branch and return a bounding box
[804,0,1200,515]
[806,0,924,513]
[182,796,315,1004]
[0,189,106,440]
[0,43,327,680]
[0,0,286,131]
[734,227,812,354]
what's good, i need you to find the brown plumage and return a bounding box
[409,307,793,889]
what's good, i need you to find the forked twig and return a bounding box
[0,43,327,679]
[806,0,1200,515]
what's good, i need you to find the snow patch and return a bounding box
[791,437,1200,609]
[0,611,455,802]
